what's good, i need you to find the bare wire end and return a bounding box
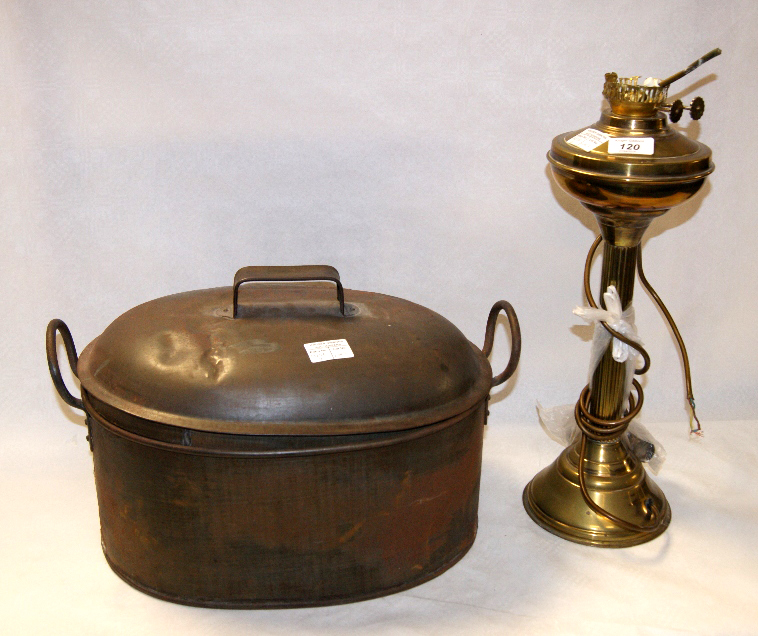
[688,397,703,436]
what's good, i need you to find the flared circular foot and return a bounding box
[522,438,671,548]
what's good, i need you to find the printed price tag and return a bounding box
[608,137,654,155]
[304,339,354,363]
[566,128,610,152]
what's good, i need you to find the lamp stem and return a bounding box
[589,240,640,421]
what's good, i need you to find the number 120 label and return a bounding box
[608,137,654,155]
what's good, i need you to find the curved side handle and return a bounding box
[46,319,85,411]
[232,265,345,318]
[482,301,521,388]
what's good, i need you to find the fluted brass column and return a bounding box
[589,240,638,420]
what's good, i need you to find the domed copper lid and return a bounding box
[76,266,492,435]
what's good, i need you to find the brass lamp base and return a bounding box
[523,436,671,547]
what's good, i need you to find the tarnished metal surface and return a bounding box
[89,397,487,608]
[232,265,345,317]
[76,282,493,435]
[46,265,521,607]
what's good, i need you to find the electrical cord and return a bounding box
[574,234,701,533]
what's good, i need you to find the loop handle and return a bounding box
[46,319,85,411]
[232,265,345,318]
[482,300,521,387]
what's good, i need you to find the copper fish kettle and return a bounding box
[47,265,520,608]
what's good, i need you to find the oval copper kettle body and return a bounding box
[46,265,520,608]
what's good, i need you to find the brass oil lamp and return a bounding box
[523,50,720,547]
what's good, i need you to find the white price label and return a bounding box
[608,137,654,155]
[304,339,354,363]
[566,128,610,152]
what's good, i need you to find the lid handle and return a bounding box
[232,265,345,318]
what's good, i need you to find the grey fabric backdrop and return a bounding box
[3,1,756,434]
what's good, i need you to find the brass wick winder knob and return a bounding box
[523,49,720,547]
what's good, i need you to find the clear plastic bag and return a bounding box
[574,286,644,400]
